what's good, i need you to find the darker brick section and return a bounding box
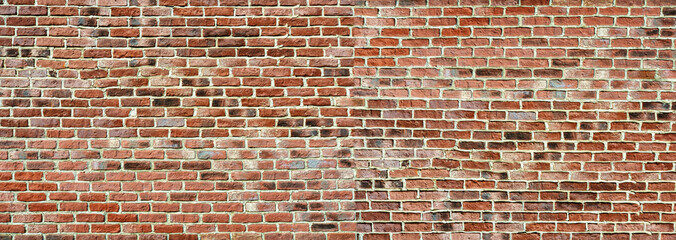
[0,0,359,238]
[152,98,180,107]
[123,161,151,170]
[663,8,676,16]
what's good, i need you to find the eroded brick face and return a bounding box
[0,0,675,239]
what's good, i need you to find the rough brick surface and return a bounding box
[0,0,675,239]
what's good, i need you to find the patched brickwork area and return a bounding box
[0,0,675,239]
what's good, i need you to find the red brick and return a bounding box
[0,1,673,238]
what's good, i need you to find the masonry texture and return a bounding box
[0,0,675,239]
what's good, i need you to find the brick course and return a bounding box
[0,0,675,239]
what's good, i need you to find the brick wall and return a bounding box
[0,0,675,239]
